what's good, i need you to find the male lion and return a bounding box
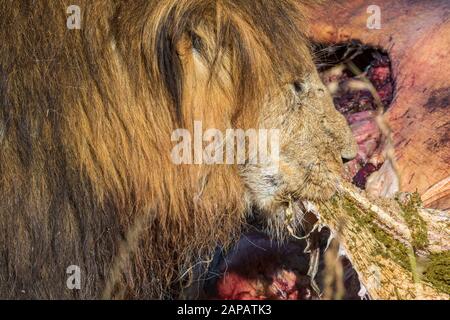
[0,0,356,299]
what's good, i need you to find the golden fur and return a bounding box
[0,0,356,298]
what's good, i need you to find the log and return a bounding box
[301,181,449,299]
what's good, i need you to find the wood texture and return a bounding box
[311,182,449,299]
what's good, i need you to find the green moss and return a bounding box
[397,193,429,251]
[339,196,412,271]
[323,195,448,294]
[422,251,450,294]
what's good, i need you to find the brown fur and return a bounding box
[0,0,356,299]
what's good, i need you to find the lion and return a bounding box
[0,0,357,299]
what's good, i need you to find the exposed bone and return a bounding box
[366,160,400,198]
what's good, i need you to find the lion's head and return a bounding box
[142,0,357,214]
[0,0,356,299]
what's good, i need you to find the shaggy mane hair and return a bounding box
[0,0,314,298]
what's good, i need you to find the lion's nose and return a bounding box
[341,156,354,164]
[341,147,357,163]
[341,135,358,164]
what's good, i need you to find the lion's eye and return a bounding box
[293,81,304,94]
[190,32,203,53]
